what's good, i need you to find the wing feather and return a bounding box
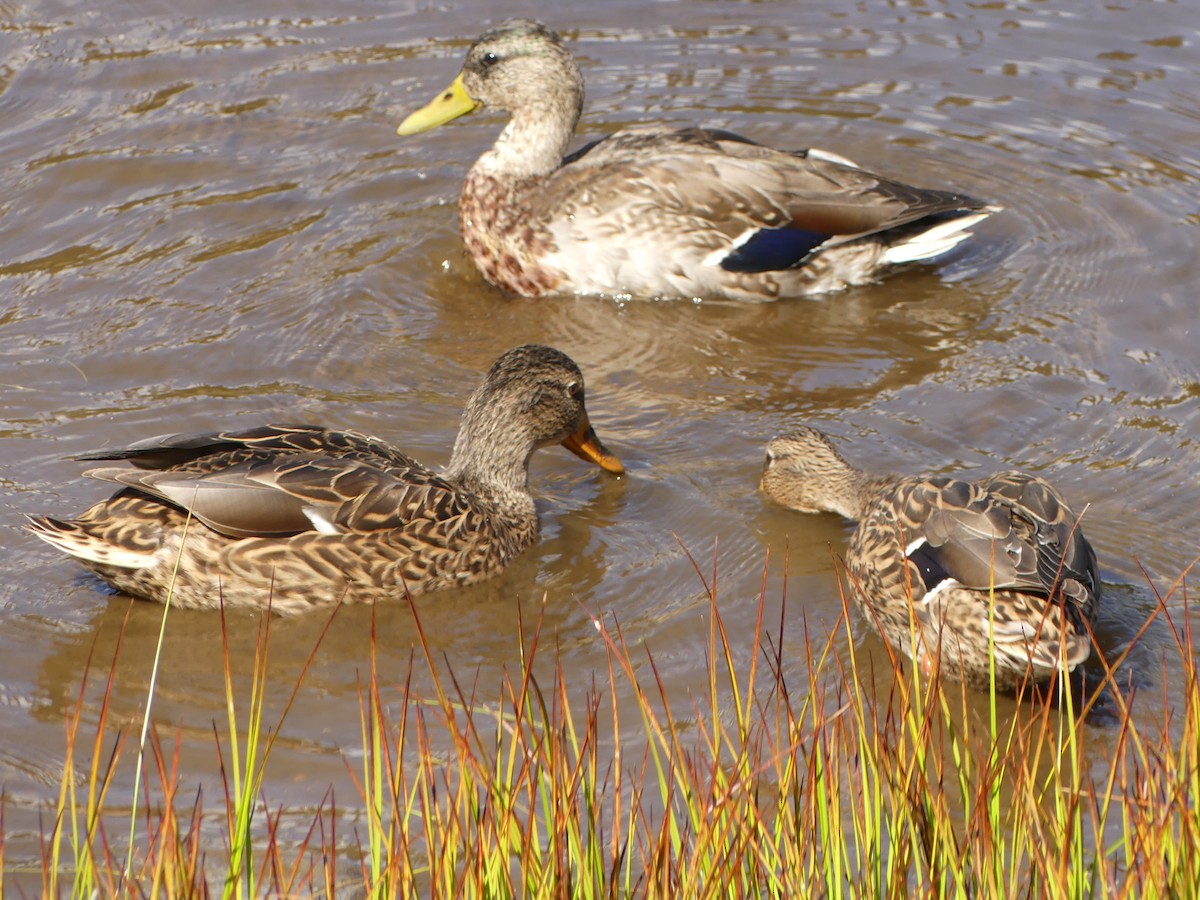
[78,427,458,540]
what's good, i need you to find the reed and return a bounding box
[16,550,1199,897]
[214,596,339,899]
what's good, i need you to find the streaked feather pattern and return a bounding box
[761,426,1100,690]
[397,20,998,302]
[27,345,623,614]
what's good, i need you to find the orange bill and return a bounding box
[561,416,623,475]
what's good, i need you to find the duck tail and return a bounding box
[25,514,155,570]
[881,206,1001,265]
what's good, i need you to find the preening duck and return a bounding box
[761,426,1100,690]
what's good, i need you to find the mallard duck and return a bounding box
[27,345,623,614]
[761,427,1100,690]
[397,19,998,302]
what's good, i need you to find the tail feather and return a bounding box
[26,514,155,570]
[881,207,1000,265]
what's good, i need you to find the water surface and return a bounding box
[1,0,1197,873]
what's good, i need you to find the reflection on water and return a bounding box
[2,0,1198,867]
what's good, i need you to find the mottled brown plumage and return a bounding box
[27,345,623,614]
[761,426,1100,690]
[398,20,998,302]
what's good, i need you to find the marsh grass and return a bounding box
[10,550,1199,897]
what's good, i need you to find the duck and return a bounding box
[397,19,998,303]
[26,345,624,614]
[760,426,1100,690]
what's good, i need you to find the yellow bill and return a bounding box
[396,73,481,136]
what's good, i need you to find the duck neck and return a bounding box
[445,418,536,509]
[473,90,582,180]
[827,469,881,522]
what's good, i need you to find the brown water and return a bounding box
[2,0,1198,875]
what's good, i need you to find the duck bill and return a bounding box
[561,416,624,475]
[397,73,481,136]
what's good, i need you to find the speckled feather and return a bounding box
[400,20,998,302]
[27,346,623,614]
[761,427,1100,690]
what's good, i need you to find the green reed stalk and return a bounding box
[51,603,132,899]
[124,510,195,886]
[216,590,337,899]
[25,548,1200,896]
[217,598,268,899]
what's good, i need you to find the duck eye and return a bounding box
[567,381,582,400]
[481,51,500,68]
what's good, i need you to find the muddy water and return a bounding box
[2,0,1198,872]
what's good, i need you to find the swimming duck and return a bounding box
[27,345,624,614]
[761,426,1100,690]
[397,19,998,302]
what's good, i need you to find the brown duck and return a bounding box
[761,426,1100,690]
[27,345,623,614]
[398,19,998,302]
